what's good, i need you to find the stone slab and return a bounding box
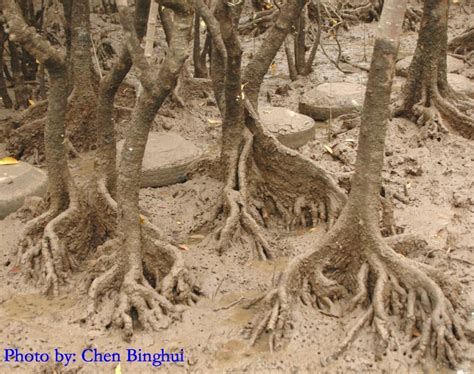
[0,161,48,219]
[298,82,366,121]
[396,55,464,77]
[448,73,474,98]
[117,132,202,188]
[259,106,316,148]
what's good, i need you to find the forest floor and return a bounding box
[0,4,473,374]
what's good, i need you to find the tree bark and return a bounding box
[0,27,13,108]
[396,0,474,139]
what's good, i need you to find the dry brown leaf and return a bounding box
[178,244,189,251]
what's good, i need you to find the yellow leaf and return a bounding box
[207,119,222,126]
[139,214,146,224]
[115,363,122,374]
[270,62,277,75]
[28,99,36,106]
[178,244,189,251]
[0,157,19,165]
[323,145,333,154]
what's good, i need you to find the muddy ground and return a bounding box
[0,3,473,374]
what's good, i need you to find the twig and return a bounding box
[90,34,102,79]
[212,278,225,299]
[213,296,246,311]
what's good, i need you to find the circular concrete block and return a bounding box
[259,106,316,149]
[0,162,48,219]
[448,73,474,98]
[298,82,365,121]
[396,55,464,77]
[117,132,201,188]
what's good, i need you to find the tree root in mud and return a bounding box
[15,194,90,296]
[83,197,201,338]
[210,102,346,261]
[397,85,474,140]
[245,231,467,367]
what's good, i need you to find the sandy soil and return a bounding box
[0,4,473,374]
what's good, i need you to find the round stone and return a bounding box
[259,106,316,149]
[298,82,365,121]
[448,73,474,98]
[0,162,48,219]
[396,55,464,77]
[117,132,202,188]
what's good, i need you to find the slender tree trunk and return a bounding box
[8,41,29,108]
[0,28,13,109]
[95,0,150,196]
[193,13,208,78]
[396,0,474,139]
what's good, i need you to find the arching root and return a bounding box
[212,102,346,260]
[399,83,474,140]
[84,218,202,339]
[244,262,346,352]
[326,245,465,368]
[16,197,86,296]
[213,130,276,260]
[245,237,466,368]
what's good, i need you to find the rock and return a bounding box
[259,106,317,149]
[0,162,48,219]
[396,55,464,77]
[298,82,365,121]
[117,132,201,188]
[447,73,474,98]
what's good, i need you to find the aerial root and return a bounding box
[113,274,186,340]
[408,83,474,139]
[16,199,82,296]
[244,286,293,352]
[328,248,465,368]
[214,132,275,260]
[300,269,346,311]
[86,220,201,336]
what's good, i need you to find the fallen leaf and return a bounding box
[178,244,189,251]
[115,363,122,374]
[207,119,222,126]
[176,221,182,225]
[343,139,356,143]
[189,234,205,240]
[28,99,36,106]
[270,62,277,75]
[8,265,20,274]
[139,214,146,224]
[0,157,19,165]
[323,145,333,154]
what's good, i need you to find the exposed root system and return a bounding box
[246,224,466,368]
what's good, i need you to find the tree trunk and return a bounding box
[66,0,97,150]
[0,28,13,109]
[86,0,200,339]
[95,0,150,196]
[396,0,473,139]
[204,0,346,260]
[8,41,29,108]
[193,13,208,78]
[248,0,466,368]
